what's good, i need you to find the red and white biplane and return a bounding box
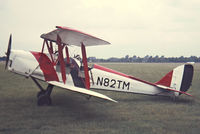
[5,26,194,105]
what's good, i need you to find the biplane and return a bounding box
[5,26,194,105]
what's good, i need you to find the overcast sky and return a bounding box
[0,0,200,58]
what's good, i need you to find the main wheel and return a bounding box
[37,90,46,98]
[37,94,52,106]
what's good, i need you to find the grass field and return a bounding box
[0,62,200,134]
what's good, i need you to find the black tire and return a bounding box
[37,94,52,106]
[37,91,45,98]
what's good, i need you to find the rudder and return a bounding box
[179,64,193,93]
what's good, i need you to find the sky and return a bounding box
[0,0,200,58]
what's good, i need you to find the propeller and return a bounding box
[5,34,12,70]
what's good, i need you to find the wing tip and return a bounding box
[107,98,118,103]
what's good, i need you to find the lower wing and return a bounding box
[48,81,117,103]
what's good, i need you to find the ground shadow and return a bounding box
[50,92,112,120]
[117,94,195,104]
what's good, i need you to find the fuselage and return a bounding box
[7,50,178,98]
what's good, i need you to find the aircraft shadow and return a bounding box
[117,94,195,104]
[51,92,111,120]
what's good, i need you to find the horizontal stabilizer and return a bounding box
[48,81,117,103]
[156,85,193,97]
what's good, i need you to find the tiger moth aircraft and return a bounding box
[5,26,194,105]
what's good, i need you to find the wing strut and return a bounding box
[45,40,54,64]
[81,43,90,89]
[65,46,70,64]
[57,35,66,83]
[41,39,58,65]
[41,39,45,53]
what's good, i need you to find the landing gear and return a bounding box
[31,77,54,106]
[37,93,52,106]
[86,95,92,100]
[37,90,46,98]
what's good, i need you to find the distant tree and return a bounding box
[87,55,200,63]
[142,55,149,63]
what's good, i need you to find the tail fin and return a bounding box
[155,63,194,96]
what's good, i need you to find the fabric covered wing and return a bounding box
[40,26,110,46]
[48,81,117,103]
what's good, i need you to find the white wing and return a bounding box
[41,26,110,46]
[48,81,117,103]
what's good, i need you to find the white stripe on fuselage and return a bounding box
[90,68,163,95]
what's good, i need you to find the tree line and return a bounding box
[1,55,200,63]
[88,55,200,63]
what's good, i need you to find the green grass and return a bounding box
[0,62,200,134]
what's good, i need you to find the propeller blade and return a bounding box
[5,34,12,70]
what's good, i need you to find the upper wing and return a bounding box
[48,81,117,103]
[40,26,111,46]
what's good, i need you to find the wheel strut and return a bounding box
[31,77,54,106]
